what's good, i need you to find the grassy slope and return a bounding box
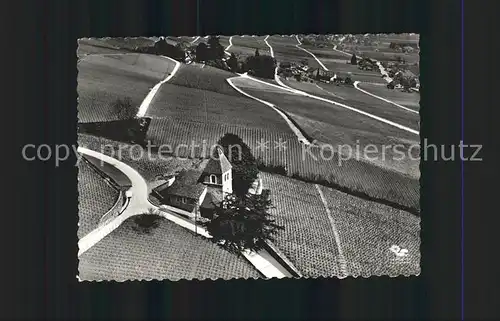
[78,216,262,281]
[77,159,119,239]
[77,54,176,123]
[319,184,420,276]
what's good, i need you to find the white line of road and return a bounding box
[315,184,348,278]
[354,81,419,114]
[237,72,419,135]
[224,36,233,56]
[263,36,306,92]
[294,35,329,71]
[226,77,311,145]
[136,56,181,117]
[263,35,274,57]
[190,36,200,44]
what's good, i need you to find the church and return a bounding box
[152,147,232,220]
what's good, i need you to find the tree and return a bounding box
[207,36,224,60]
[254,48,260,56]
[350,53,357,65]
[202,192,284,254]
[227,53,238,71]
[112,97,137,120]
[217,133,259,197]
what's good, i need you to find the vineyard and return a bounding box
[267,36,321,68]
[261,172,343,277]
[78,216,262,281]
[310,81,421,131]
[77,159,120,239]
[167,63,241,98]
[77,54,176,123]
[240,85,419,143]
[144,117,420,212]
[78,133,198,184]
[357,83,420,109]
[318,184,421,276]
[145,81,294,133]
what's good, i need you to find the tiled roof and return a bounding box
[203,148,232,175]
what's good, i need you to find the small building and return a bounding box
[152,147,233,219]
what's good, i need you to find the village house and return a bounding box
[152,147,233,220]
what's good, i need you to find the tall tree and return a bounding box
[350,53,357,65]
[202,192,284,254]
[254,48,260,56]
[227,53,238,71]
[217,133,259,196]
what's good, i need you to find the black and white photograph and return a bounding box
[76,33,421,281]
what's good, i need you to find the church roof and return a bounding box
[154,169,206,199]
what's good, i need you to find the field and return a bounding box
[145,66,293,133]
[77,159,120,239]
[77,54,176,123]
[261,172,343,277]
[357,83,420,109]
[77,38,129,57]
[304,80,420,130]
[78,133,199,185]
[225,36,271,59]
[318,184,420,276]
[267,35,322,68]
[78,216,262,281]
[234,77,419,146]
[165,63,240,97]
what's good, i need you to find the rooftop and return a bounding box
[154,169,206,199]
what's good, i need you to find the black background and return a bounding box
[3,0,495,319]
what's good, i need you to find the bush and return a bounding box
[132,210,162,234]
[112,97,137,120]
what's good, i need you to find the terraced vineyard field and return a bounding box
[77,54,175,123]
[357,83,420,110]
[318,184,420,276]
[261,172,342,277]
[77,159,120,239]
[146,74,293,133]
[78,216,262,281]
